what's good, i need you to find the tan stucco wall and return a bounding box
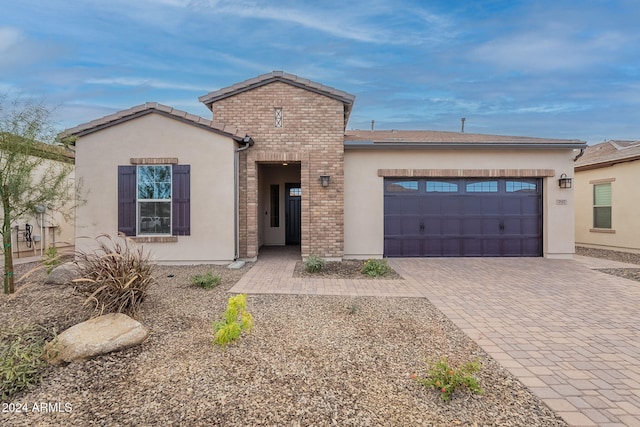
[344,148,578,259]
[75,113,236,263]
[10,158,75,258]
[575,160,640,253]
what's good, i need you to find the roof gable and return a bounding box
[198,71,356,126]
[61,102,248,141]
[575,140,640,171]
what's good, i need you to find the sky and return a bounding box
[1,0,639,145]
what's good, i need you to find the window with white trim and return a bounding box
[138,165,172,234]
[593,183,612,229]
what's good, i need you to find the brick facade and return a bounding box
[209,81,346,259]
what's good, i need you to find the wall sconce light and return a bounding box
[319,175,331,187]
[558,173,572,189]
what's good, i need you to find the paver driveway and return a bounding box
[231,252,640,426]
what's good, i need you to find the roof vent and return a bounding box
[461,117,466,133]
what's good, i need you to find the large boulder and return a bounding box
[45,262,82,285]
[43,313,149,364]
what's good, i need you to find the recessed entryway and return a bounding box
[258,163,302,250]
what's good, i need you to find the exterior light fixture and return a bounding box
[319,175,331,187]
[558,173,572,189]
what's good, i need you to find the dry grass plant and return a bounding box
[73,234,156,319]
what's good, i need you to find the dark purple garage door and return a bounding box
[384,178,542,257]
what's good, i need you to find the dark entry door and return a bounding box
[384,178,542,257]
[285,183,301,245]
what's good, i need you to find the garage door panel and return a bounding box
[442,218,462,234]
[462,218,482,234]
[423,239,442,256]
[424,218,441,234]
[400,238,421,257]
[422,199,441,214]
[463,239,482,256]
[522,238,542,256]
[384,178,542,257]
[521,218,540,235]
[442,239,462,256]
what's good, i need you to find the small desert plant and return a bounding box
[0,324,53,400]
[361,258,392,277]
[212,294,253,347]
[190,271,221,290]
[73,234,156,318]
[413,357,483,402]
[304,254,324,273]
[42,245,63,274]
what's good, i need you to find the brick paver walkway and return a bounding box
[231,248,640,426]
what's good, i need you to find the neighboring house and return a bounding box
[574,140,640,253]
[1,141,75,259]
[64,71,586,263]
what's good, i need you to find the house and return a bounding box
[0,140,75,258]
[574,140,640,253]
[65,71,586,263]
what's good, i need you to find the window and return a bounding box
[593,183,612,228]
[270,185,279,227]
[274,107,283,128]
[138,165,171,234]
[466,180,498,192]
[289,187,301,197]
[118,164,190,237]
[426,180,458,193]
[385,180,418,193]
[506,180,538,193]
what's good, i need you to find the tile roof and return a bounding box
[575,140,640,170]
[344,129,586,148]
[61,102,248,141]
[198,71,356,126]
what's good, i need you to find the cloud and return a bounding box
[476,33,621,73]
[0,27,64,72]
[196,0,454,46]
[85,77,210,92]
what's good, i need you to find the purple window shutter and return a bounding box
[172,164,190,236]
[118,165,137,236]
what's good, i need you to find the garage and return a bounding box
[384,178,542,257]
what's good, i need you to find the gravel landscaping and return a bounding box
[1,260,567,426]
[576,246,640,282]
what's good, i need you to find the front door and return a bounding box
[285,183,301,245]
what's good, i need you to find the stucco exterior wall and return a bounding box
[344,148,577,259]
[10,158,75,259]
[210,81,345,259]
[75,113,236,263]
[575,160,640,253]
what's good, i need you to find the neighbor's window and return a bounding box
[274,107,283,128]
[593,183,612,229]
[138,165,171,234]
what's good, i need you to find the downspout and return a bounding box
[234,135,254,261]
[573,147,585,162]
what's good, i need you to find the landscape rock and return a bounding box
[44,262,82,285]
[43,313,149,364]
